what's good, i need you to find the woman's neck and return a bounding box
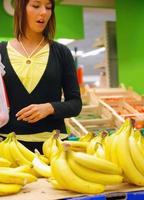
[20,33,44,45]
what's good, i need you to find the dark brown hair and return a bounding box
[13,0,56,42]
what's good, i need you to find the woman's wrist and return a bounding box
[46,103,55,115]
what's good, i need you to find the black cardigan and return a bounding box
[0,41,82,134]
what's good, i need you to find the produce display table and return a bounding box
[1,179,144,200]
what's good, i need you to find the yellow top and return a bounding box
[7,42,49,93]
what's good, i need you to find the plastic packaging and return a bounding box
[0,54,9,127]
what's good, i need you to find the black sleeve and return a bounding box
[51,44,82,118]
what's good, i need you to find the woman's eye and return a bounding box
[32,5,39,8]
[46,6,52,10]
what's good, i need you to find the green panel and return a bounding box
[0,1,84,39]
[116,0,144,94]
[55,5,84,39]
[0,1,14,38]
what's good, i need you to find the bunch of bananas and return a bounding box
[112,119,144,186]
[47,136,123,194]
[43,118,144,194]
[0,164,37,196]
[88,118,144,186]
[0,132,54,196]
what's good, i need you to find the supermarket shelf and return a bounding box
[66,191,144,200]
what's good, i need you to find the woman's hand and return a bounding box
[16,103,54,123]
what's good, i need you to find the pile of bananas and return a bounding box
[0,132,52,196]
[42,133,123,194]
[1,118,144,196]
[106,118,144,186]
[42,119,144,194]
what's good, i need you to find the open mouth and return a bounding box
[37,19,45,24]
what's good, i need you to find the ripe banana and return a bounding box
[135,130,144,157]
[129,130,144,176]
[79,132,94,142]
[39,154,50,164]
[94,143,105,159]
[0,157,11,167]
[104,121,127,161]
[67,153,123,185]
[16,140,35,162]
[117,119,144,186]
[0,183,22,196]
[48,177,65,190]
[63,140,88,152]
[86,135,101,155]
[9,136,31,166]
[32,154,52,178]
[0,169,37,185]
[110,134,119,165]
[70,151,122,175]
[42,131,57,159]
[2,134,17,166]
[51,148,105,194]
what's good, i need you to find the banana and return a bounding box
[129,130,144,176]
[0,169,37,185]
[86,136,101,155]
[51,147,105,194]
[103,134,114,161]
[109,134,120,165]
[104,121,127,161]
[117,119,144,186]
[70,151,122,175]
[39,154,50,164]
[94,143,105,159]
[135,130,144,157]
[87,132,107,156]
[79,132,94,142]
[0,183,22,196]
[9,136,31,166]
[2,134,17,166]
[0,165,33,173]
[0,157,11,167]
[0,165,38,177]
[32,154,52,178]
[42,131,57,159]
[0,139,5,158]
[16,140,35,162]
[68,153,123,185]
[63,140,88,152]
[48,177,65,190]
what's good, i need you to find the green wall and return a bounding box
[0,2,84,40]
[116,0,144,94]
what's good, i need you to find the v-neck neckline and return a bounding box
[5,42,51,96]
[8,42,49,59]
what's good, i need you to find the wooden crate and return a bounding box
[65,102,122,136]
[80,84,98,106]
[65,118,88,136]
[92,87,141,102]
[100,99,144,129]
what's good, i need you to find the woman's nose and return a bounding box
[40,6,47,15]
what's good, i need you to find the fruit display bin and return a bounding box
[80,84,98,106]
[99,99,144,129]
[66,102,120,136]
[92,87,141,102]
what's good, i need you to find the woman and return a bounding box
[0,0,82,152]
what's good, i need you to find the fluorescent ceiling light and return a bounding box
[56,38,74,45]
[81,47,105,58]
[71,50,84,57]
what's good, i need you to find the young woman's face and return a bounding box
[26,0,52,34]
